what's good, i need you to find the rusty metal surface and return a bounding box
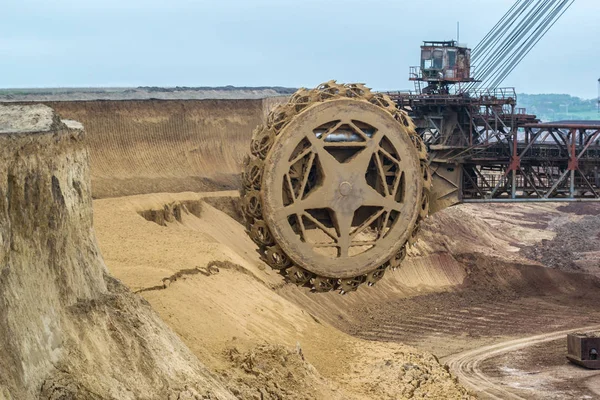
[567,333,600,369]
[240,82,429,293]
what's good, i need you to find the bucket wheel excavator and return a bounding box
[241,82,431,293]
[238,1,596,293]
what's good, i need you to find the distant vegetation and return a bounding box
[517,93,599,122]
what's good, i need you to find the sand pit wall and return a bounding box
[0,104,234,399]
[44,98,285,199]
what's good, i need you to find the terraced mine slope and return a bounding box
[94,192,600,399]
[0,103,473,399]
[6,98,600,399]
[43,99,283,198]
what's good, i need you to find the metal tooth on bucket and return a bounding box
[249,220,274,247]
[243,190,263,218]
[311,276,337,292]
[286,266,312,285]
[420,191,430,219]
[265,245,292,269]
[338,276,364,294]
[250,127,276,159]
[365,267,386,286]
[389,246,407,270]
[242,158,264,189]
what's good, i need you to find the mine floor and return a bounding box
[93,190,600,399]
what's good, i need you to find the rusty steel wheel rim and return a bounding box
[261,99,422,279]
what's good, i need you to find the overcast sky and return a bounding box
[2,0,598,98]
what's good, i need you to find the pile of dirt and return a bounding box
[0,105,233,399]
[219,342,475,400]
[221,344,346,400]
[521,203,600,273]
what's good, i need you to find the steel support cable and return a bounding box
[470,0,562,92]
[480,0,562,88]
[472,0,530,57]
[489,0,573,88]
[486,0,567,88]
[471,0,543,70]
[472,0,535,64]
[467,0,553,91]
[487,0,572,88]
[471,0,535,79]
[492,0,575,88]
[473,0,554,87]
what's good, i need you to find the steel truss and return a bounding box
[388,91,600,203]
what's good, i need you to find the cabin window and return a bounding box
[433,50,443,69]
[448,50,457,67]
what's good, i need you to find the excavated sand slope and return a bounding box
[0,103,474,399]
[44,99,283,199]
[93,192,474,399]
[0,105,235,400]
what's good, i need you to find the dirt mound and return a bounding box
[0,105,233,399]
[94,192,474,399]
[42,99,279,198]
[222,344,346,400]
[521,203,600,274]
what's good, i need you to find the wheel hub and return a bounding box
[339,182,352,196]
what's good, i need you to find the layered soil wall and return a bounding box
[44,99,281,198]
[0,105,234,399]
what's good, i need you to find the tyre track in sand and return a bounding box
[445,324,600,399]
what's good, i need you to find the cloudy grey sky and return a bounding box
[2,0,598,98]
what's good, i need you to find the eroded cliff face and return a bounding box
[0,105,233,400]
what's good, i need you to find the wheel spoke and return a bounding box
[333,210,353,257]
[323,142,367,147]
[321,120,345,141]
[289,146,313,166]
[377,211,391,239]
[374,151,390,197]
[345,131,383,171]
[350,208,385,239]
[297,152,315,199]
[379,146,401,165]
[347,120,371,142]
[391,171,404,199]
[285,173,296,202]
[273,185,327,220]
[305,133,339,170]
[296,213,308,242]
[362,186,404,212]
[302,211,338,242]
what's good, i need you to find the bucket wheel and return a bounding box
[241,82,430,293]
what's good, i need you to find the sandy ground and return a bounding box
[468,331,600,399]
[93,192,473,399]
[92,186,600,399]
[342,202,600,399]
